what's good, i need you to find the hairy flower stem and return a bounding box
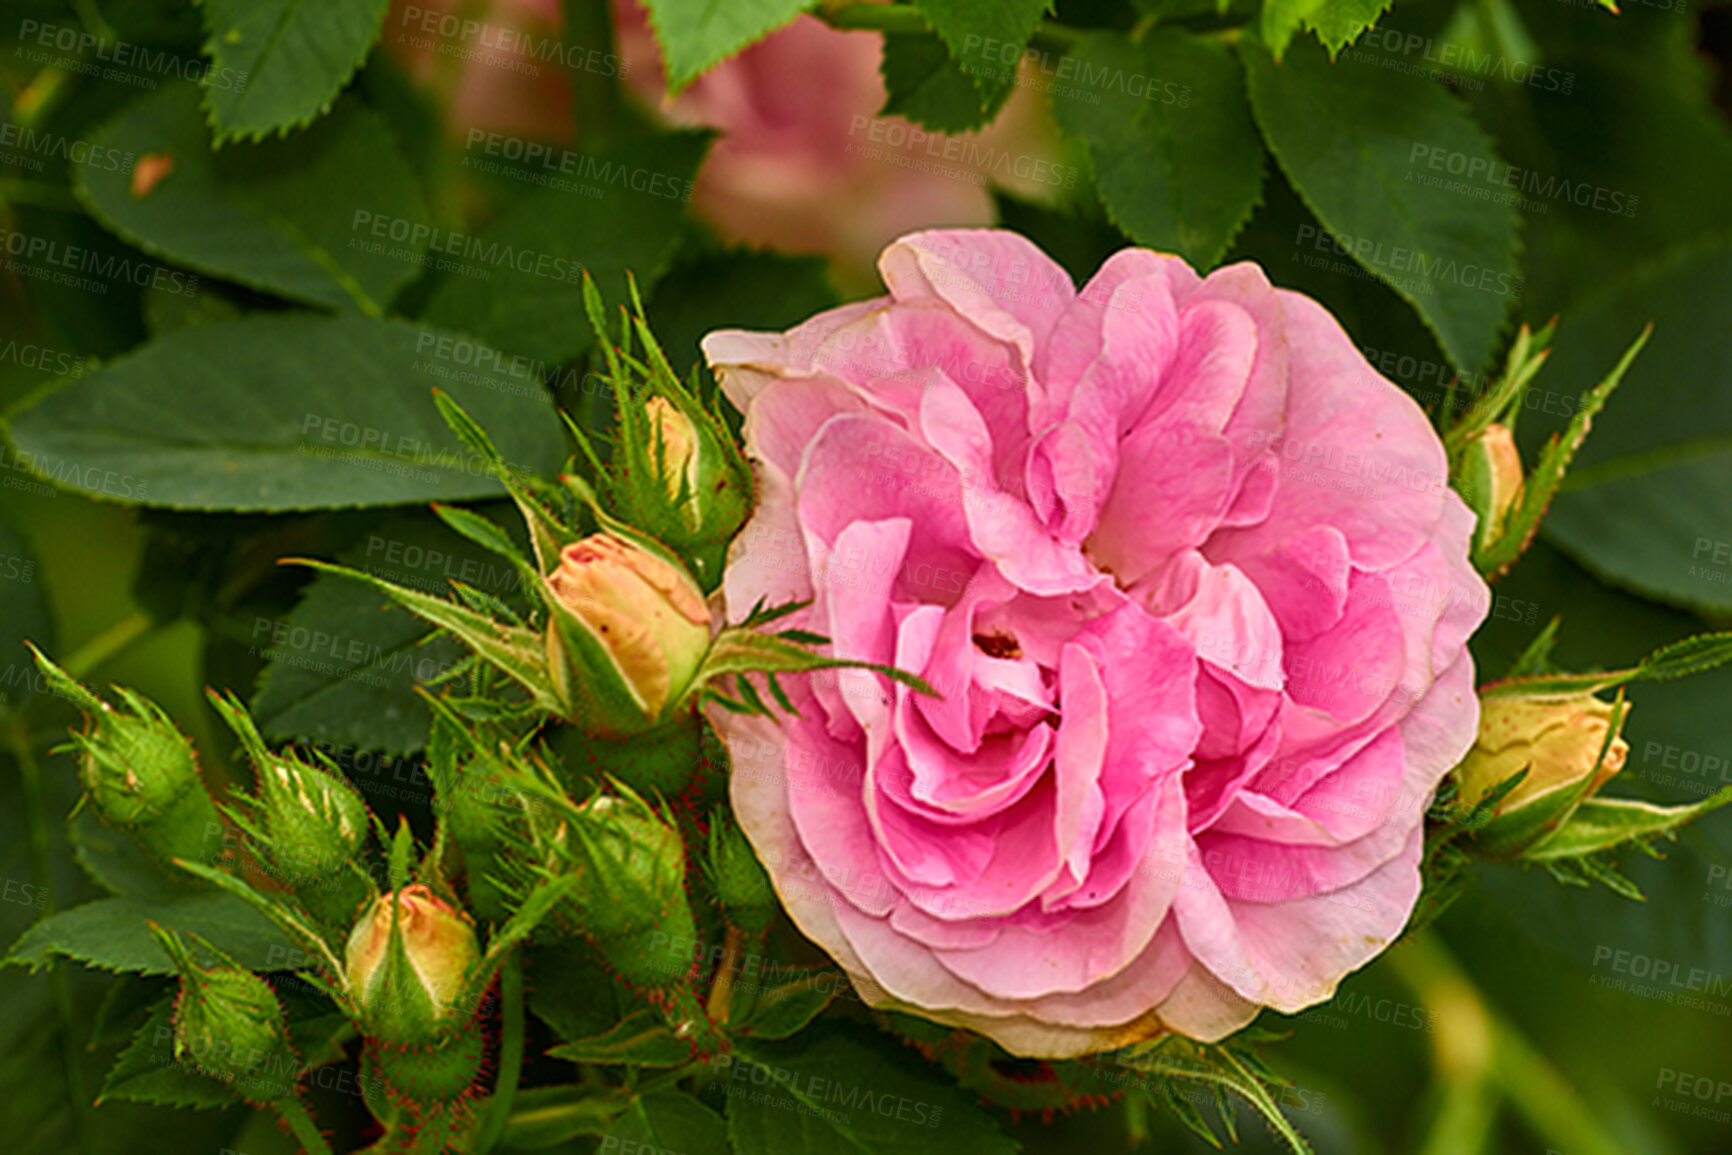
[274,1097,334,1155]
[474,952,525,1154]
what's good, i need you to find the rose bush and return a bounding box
[704,229,1491,1057]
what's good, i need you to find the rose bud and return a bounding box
[152,925,298,1105]
[345,885,481,1044]
[1456,423,1525,553]
[705,810,777,935]
[210,691,374,932]
[541,534,712,736]
[440,755,516,924]
[563,791,697,992]
[1456,690,1631,857]
[646,396,701,522]
[30,646,223,871]
[638,395,752,575]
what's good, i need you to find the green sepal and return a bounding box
[1480,630,1732,700]
[289,558,565,715]
[1526,788,1732,864]
[1471,326,1650,579]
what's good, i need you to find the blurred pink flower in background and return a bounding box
[615,6,1065,282]
[388,0,1067,281]
[385,0,575,140]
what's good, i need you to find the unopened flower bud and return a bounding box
[345,885,480,1044]
[211,692,372,928]
[564,791,696,990]
[646,396,701,523]
[543,534,711,734]
[153,926,297,1105]
[1457,690,1630,856]
[31,647,222,870]
[621,393,752,582]
[1459,424,1525,552]
[706,812,777,935]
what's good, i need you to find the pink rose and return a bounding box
[703,230,1489,1058]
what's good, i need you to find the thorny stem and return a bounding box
[475,952,526,1154]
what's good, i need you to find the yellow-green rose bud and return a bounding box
[1459,423,1525,552]
[543,534,711,731]
[31,647,223,871]
[152,926,298,1106]
[345,885,480,1043]
[1456,691,1630,856]
[645,396,701,527]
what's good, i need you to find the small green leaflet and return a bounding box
[200,0,392,142]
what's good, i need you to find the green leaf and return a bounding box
[1306,0,1396,55]
[1053,31,1264,269]
[4,314,566,511]
[734,971,838,1040]
[200,0,392,142]
[546,1009,695,1068]
[1242,37,1520,374]
[75,85,428,314]
[641,0,819,91]
[722,1026,1018,1154]
[910,0,1051,107]
[1536,244,1732,615]
[881,32,1010,133]
[6,891,298,976]
[423,132,708,365]
[98,998,237,1110]
[1528,790,1732,862]
[1261,0,1328,59]
[604,1091,728,1153]
[0,511,52,718]
[251,514,504,754]
[70,811,192,902]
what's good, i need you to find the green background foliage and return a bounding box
[1,0,1730,1151]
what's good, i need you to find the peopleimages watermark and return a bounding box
[1408,143,1638,218]
[461,130,692,201]
[844,116,1078,189]
[1292,222,1525,300]
[0,122,134,174]
[1346,29,1575,95]
[1655,1068,1732,1127]
[393,5,626,79]
[957,34,1193,107]
[349,210,587,284]
[0,225,200,298]
[0,443,148,500]
[14,19,248,93]
[1589,945,1732,1015]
